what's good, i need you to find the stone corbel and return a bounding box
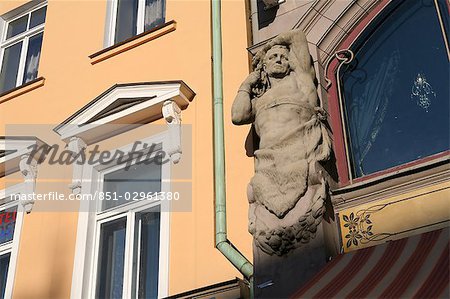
[67,137,87,194]
[19,155,38,214]
[162,100,182,164]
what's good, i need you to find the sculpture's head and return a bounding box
[250,44,291,97]
[263,45,290,78]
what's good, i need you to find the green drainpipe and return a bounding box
[211,0,254,297]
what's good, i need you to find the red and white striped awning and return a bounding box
[291,228,449,298]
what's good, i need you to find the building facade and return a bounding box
[0,0,253,298]
[0,0,448,298]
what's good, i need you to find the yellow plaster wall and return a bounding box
[0,0,253,297]
[338,182,450,253]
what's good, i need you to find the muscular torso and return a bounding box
[253,73,317,149]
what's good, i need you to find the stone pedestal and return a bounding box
[253,224,328,298]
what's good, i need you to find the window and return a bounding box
[337,0,449,179]
[107,0,165,45]
[0,3,46,94]
[0,205,16,299]
[95,208,161,298]
[69,135,170,299]
[90,146,166,298]
[61,81,193,299]
[0,185,25,299]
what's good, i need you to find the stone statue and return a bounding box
[232,29,331,255]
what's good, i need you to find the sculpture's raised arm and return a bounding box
[231,71,259,125]
[253,29,315,79]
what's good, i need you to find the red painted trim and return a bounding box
[338,0,391,50]
[351,150,450,184]
[326,0,449,187]
[327,59,350,185]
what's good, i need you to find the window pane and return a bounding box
[115,0,138,44]
[144,0,165,31]
[134,209,160,298]
[6,15,28,39]
[22,32,44,84]
[0,206,17,245]
[0,253,10,299]
[0,42,23,94]
[96,217,126,299]
[102,159,162,211]
[29,6,47,29]
[341,0,450,177]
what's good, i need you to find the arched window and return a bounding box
[335,0,449,180]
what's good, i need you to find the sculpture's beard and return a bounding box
[267,67,290,78]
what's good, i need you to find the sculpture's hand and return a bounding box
[240,71,260,91]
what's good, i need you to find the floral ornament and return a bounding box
[342,202,406,249]
[342,212,373,248]
[411,73,436,112]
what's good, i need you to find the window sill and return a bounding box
[331,152,450,211]
[0,77,45,105]
[89,20,177,65]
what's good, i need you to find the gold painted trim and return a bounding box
[339,182,450,251]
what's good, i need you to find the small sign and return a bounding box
[0,206,17,245]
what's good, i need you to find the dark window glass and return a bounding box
[133,209,160,298]
[340,0,449,178]
[22,32,44,84]
[6,15,28,39]
[96,218,126,299]
[29,6,47,29]
[0,253,10,299]
[102,159,162,211]
[144,0,165,31]
[0,42,23,93]
[115,0,139,44]
[0,207,17,245]
[256,0,278,30]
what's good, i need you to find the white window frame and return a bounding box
[0,1,47,91]
[0,183,26,299]
[71,132,171,299]
[104,0,165,47]
[59,80,193,298]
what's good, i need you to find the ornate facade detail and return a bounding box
[323,48,355,91]
[411,73,436,112]
[232,29,332,255]
[67,137,87,194]
[162,100,182,164]
[343,203,398,249]
[19,154,38,213]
